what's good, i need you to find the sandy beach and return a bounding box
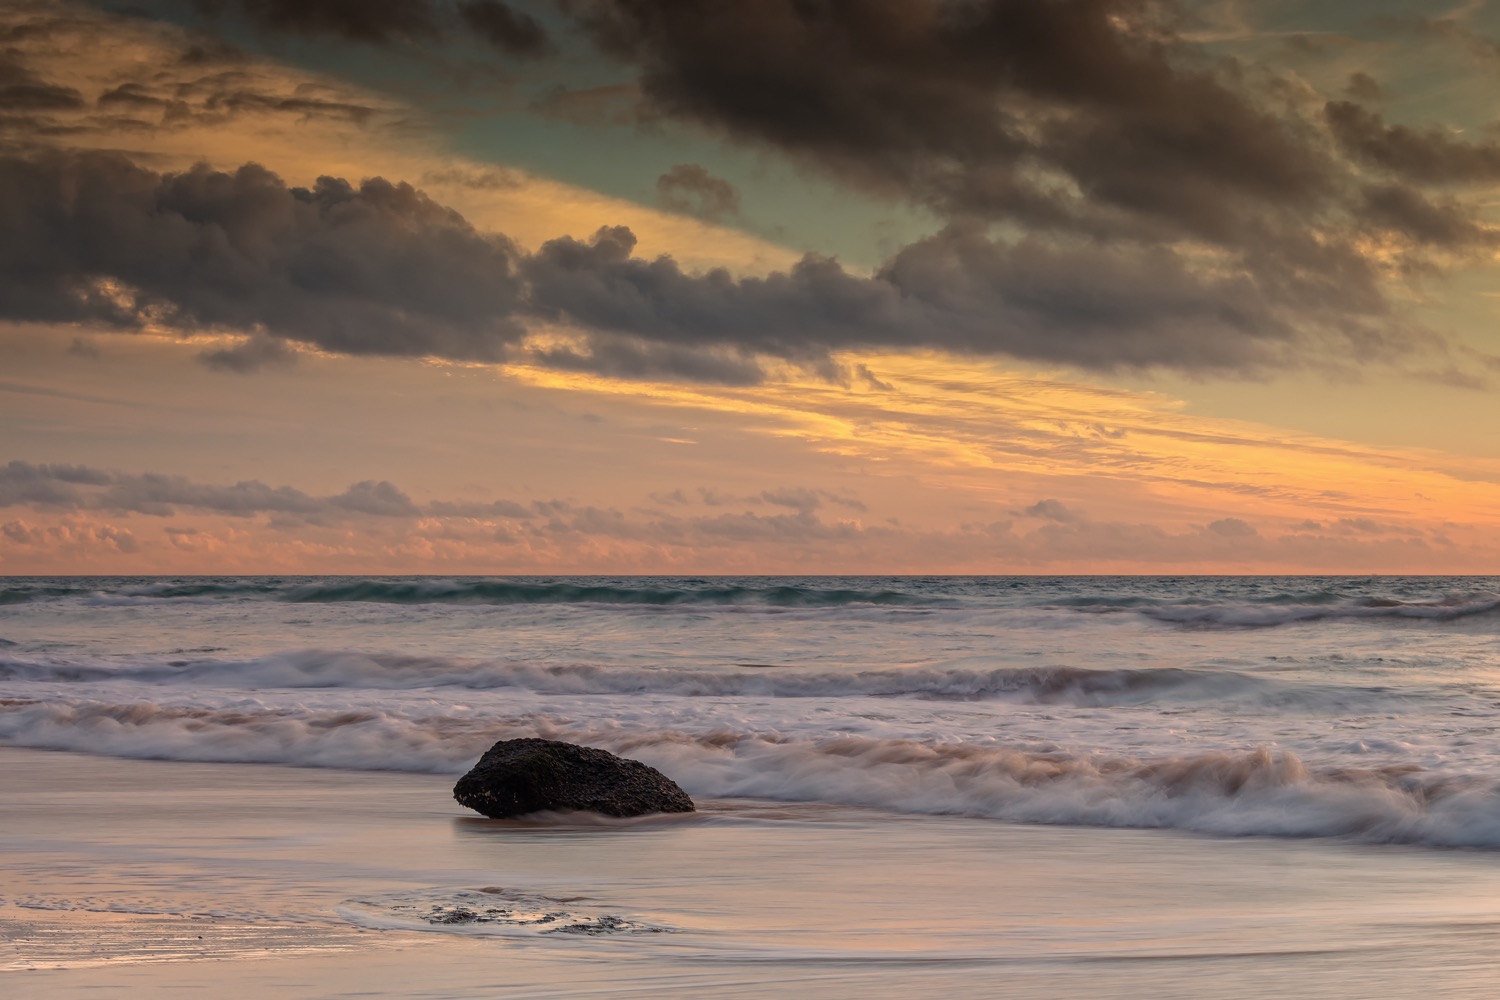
[7,746,1500,998]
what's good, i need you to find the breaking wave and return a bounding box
[3,698,1499,848]
[0,650,1384,709]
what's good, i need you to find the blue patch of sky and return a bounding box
[115,0,938,269]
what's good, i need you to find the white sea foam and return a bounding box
[0,649,1409,711]
[5,574,1500,853]
[3,696,1499,848]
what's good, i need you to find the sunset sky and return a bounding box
[3,0,1500,574]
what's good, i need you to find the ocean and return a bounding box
[6,575,1500,997]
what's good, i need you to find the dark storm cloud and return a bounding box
[656,163,740,222]
[1359,185,1490,248]
[195,0,442,46]
[196,0,554,55]
[0,150,1418,379]
[2,2,1489,383]
[561,0,1334,243]
[458,1,553,56]
[1325,101,1500,185]
[534,0,1500,376]
[520,224,1394,372]
[0,151,528,361]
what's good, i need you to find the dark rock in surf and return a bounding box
[453,738,695,819]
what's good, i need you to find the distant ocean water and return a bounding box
[5,575,1500,848]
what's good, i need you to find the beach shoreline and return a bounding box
[9,746,1500,998]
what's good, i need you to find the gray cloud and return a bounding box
[564,1,1332,241]
[198,332,298,372]
[1359,184,1490,249]
[1,462,867,532]
[0,151,528,361]
[1344,72,1384,102]
[0,460,418,520]
[1,464,1481,570]
[1326,100,1500,185]
[523,223,1401,372]
[329,480,421,517]
[656,163,740,222]
[66,336,101,359]
[0,149,1432,379]
[544,1,1500,375]
[195,0,553,55]
[1018,499,1079,522]
[0,3,1488,383]
[658,486,866,513]
[195,0,442,46]
[527,334,767,385]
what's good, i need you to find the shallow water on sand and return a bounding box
[8,749,1500,998]
[8,576,1500,995]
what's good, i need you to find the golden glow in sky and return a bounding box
[2,0,1498,573]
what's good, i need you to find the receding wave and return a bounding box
[4,699,1499,848]
[0,650,1366,708]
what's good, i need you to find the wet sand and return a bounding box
[8,747,1500,998]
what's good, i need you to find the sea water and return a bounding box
[5,575,1500,846]
[6,576,1500,995]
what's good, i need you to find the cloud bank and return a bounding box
[0,148,1443,380]
[1,0,1494,384]
[0,459,1484,574]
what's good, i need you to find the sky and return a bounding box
[2,0,1500,574]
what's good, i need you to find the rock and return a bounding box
[453,738,695,818]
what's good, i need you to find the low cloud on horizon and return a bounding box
[0,459,1485,575]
